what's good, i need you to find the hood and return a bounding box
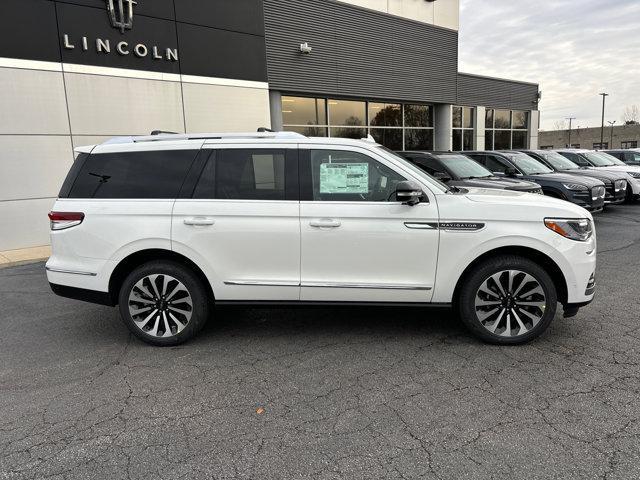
[594,165,640,176]
[558,168,625,183]
[450,177,540,191]
[524,172,604,188]
[462,187,592,219]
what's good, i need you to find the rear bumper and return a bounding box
[49,283,115,306]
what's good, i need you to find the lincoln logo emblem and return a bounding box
[107,0,137,33]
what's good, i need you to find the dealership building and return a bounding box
[0,0,540,252]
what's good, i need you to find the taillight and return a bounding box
[48,212,85,231]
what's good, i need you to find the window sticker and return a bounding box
[319,163,369,194]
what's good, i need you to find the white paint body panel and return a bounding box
[46,135,596,309]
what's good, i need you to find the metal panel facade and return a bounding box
[264,0,458,104]
[457,73,539,111]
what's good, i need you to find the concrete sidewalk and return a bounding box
[0,245,50,269]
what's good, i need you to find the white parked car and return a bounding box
[47,132,597,346]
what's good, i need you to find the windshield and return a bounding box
[504,152,553,175]
[583,152,615,167]
[596,152,626,165]
[541,151,580,170]
[375,146,449,193]
[437,154,493,179]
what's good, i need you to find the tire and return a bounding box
[457,255,557,345]
[118,260,210,346]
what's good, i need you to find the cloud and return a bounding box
[458,0,640,130]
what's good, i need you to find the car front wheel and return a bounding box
[457,255,557,345]
[118,261,210,346]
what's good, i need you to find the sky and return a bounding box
[458,0,640,131]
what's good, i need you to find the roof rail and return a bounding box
[100,131,306,145]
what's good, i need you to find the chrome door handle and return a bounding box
[184,217,215,226]
[309,219,341,228]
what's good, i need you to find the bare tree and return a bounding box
[622,105,639,125]
[553,119,567,131]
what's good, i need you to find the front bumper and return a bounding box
[568,188,605,212]
[604,184,626,204]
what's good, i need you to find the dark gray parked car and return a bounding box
[520,149,630,204]
[464,151,607,212]
[603,149,640,166]
[398,151,543,193]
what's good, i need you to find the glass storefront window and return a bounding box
[494,130,511,150]
[281,96,326,126]
[328,99,366,126]
[463,107,474,129]
[284,125,327,137]
[370,129,403,151]
[512,111,528,130]
[452,106,463,129]
[494,110,511,129]
[329,127,367,139]
[453,129,462,151]
[485,109,494,129]
[452,106,475,151]
[405,129,434,150]
[369,103,402,127]
[485,109,529,149]
[512,130,527,149]
[405,105,433,128]
[485,131,494,150]
[463,130,474,151]
[281,97,434,150]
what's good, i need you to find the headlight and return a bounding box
[562,183,588,191]
[545,218,593,242]
[627,171,640,179]
[615,180,627,191]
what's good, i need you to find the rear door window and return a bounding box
[68,150,198,199]
[485,156,508,173]
[192,149,297,200]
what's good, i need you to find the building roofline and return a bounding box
[458,72,539,88]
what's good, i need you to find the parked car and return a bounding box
[463,151,607,212]
[47,132,596,346]
[602,149,640,166]
[398,151,543,194]
[520,149,630,204]
[556,149,640,201]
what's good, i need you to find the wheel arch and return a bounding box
[452,245,568,307]
[108,249,214,305]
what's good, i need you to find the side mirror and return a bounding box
[395,181,424,206]
[505,167,518,177]
[433,171,452,182]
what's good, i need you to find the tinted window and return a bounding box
[59,152,89,198]
[438,154,493,179]
[559,152,589,167]
[505,153,553,175]
[408,156,444,176]
[68,150,198,199]
[306,150,406,202]
[194,149,287,200]
[485,156,508,173]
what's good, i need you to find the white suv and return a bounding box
[46,132,597,346]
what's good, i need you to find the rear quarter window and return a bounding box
[67,150,199,199]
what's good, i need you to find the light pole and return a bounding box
[599,93,609,146]
[607,120,616,148]
[566,117,576,147]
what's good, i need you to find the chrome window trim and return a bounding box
[45,267,97,277]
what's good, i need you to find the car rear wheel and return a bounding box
[118,261,210,346]
[457,255,557,345]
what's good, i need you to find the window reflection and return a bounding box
[281,96,326,126]
[405,129,433,150]
[494,110,511,129]
[512,111,528,129]
[329,127,367,139]
[369,103,402,127]
[405,105,433,128]
[328,99,366,126]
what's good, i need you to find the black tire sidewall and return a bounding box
[458,255,557,345]
[118,261,210,346]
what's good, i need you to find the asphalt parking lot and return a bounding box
[1,205,640,480]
